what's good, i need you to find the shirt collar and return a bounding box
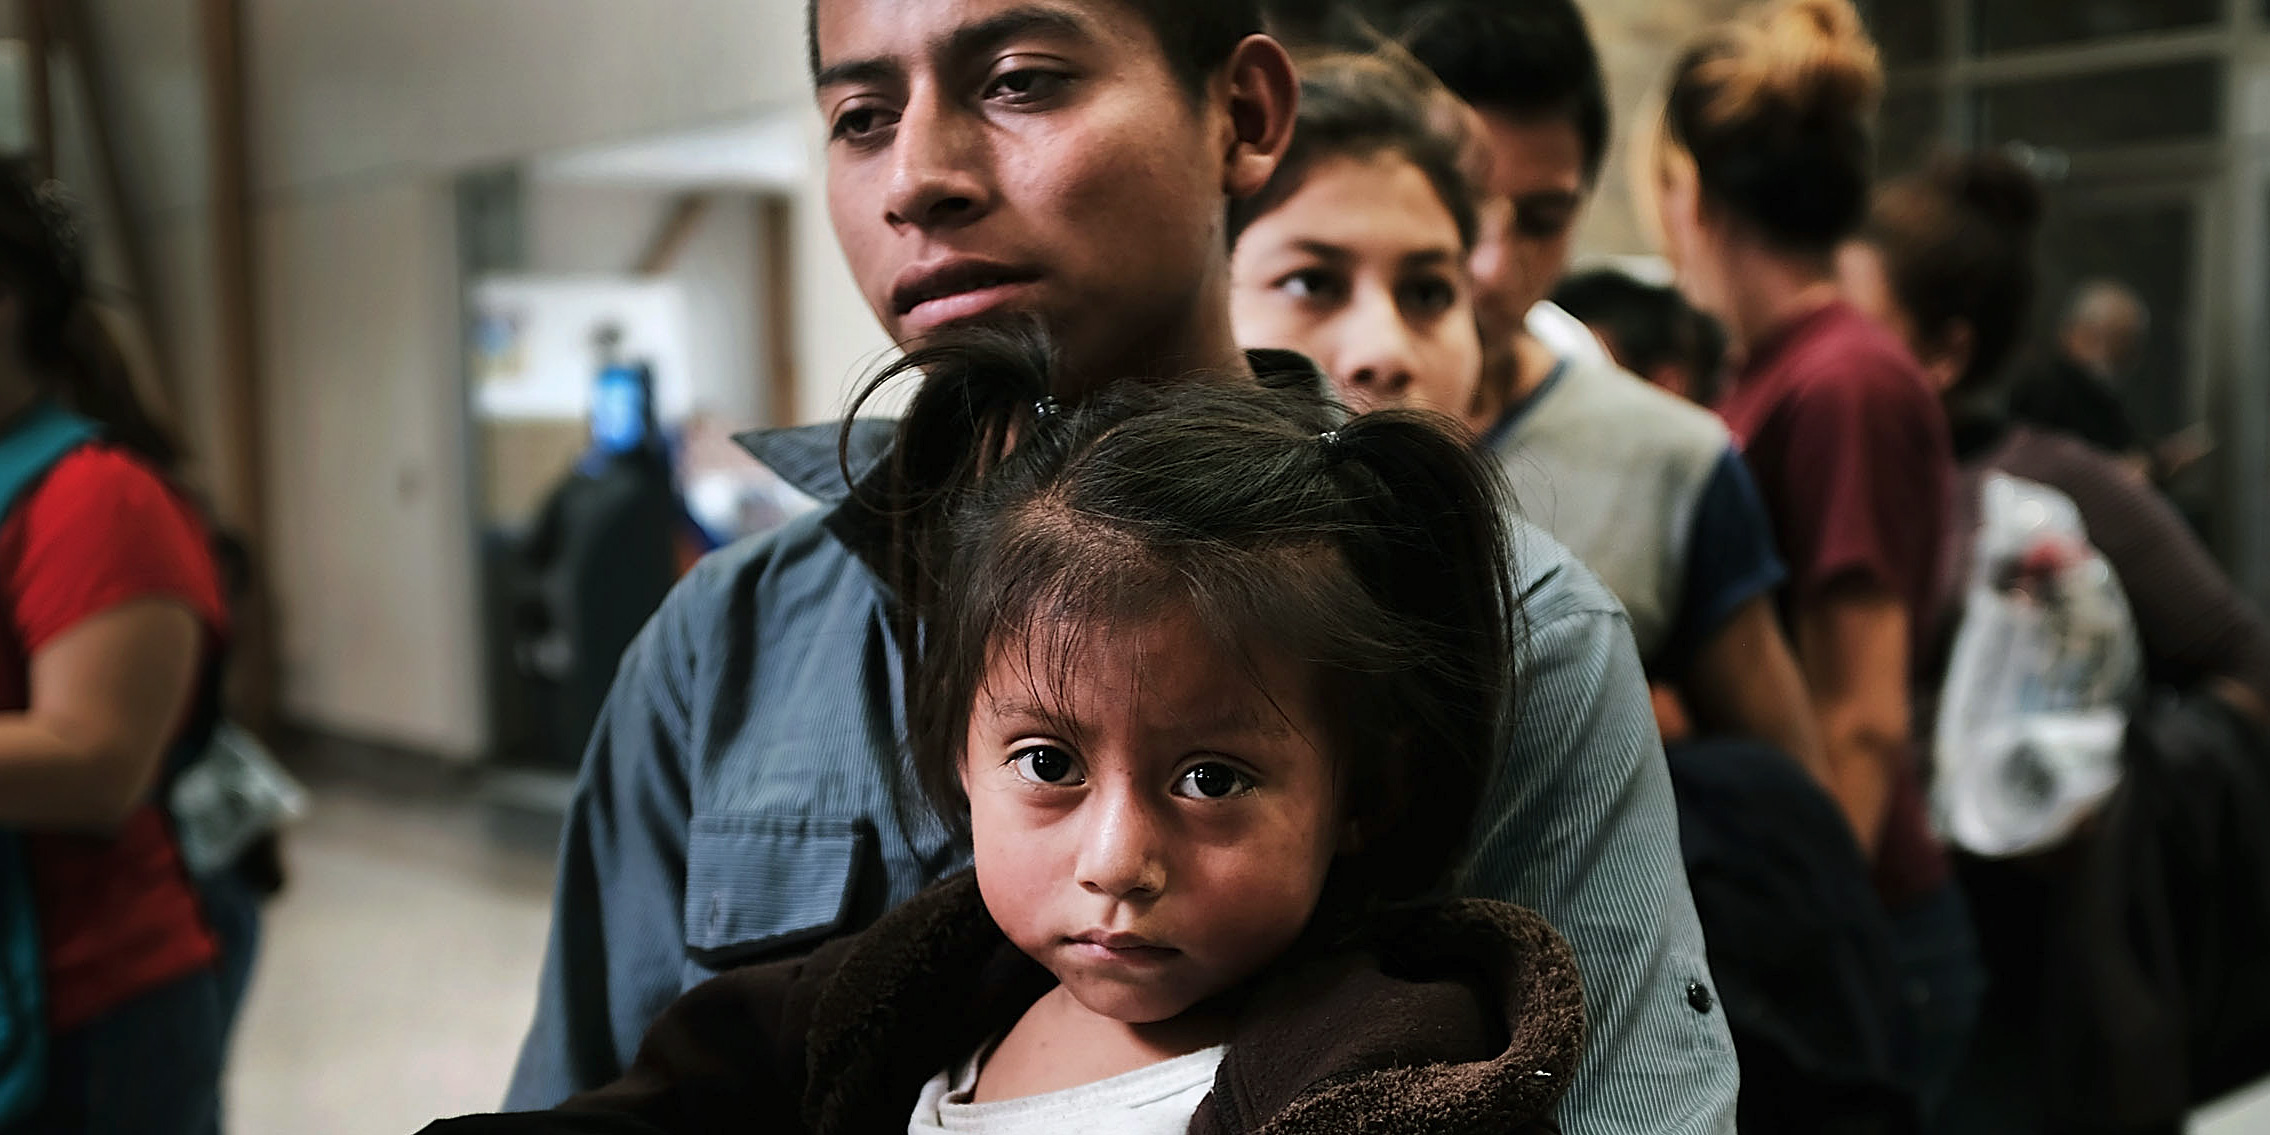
[1476,354,1571,453]
[1733,298,1852,389]
[730,419,896,505]
[732,349,1331,580]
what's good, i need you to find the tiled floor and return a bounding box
[225,765,558,1134]
[223,765,2270,1135]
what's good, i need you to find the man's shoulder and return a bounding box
[651,507,880,650]
[1505,512,1630,629]
[1545,352,1731,455]
[1783,309,1935,407]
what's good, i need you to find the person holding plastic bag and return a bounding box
[1840,148,2270,1132]
[0,161,239,1135]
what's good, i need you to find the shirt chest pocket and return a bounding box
[681,812,870,977]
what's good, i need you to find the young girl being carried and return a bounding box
[428,329,1585,1134]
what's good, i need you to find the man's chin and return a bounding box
[897,306,1057,350]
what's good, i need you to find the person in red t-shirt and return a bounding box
[1648,0,1978,1119]
[0,162,237,1135]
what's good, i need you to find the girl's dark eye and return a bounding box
[987,69,1069,103]
[1173,762,1255,800]
[1401,276,1458,317]
[1010,745,1080,786]
[1280,269,1345,304]
[830,106,894,143]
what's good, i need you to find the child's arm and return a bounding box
[435,950,833,1133]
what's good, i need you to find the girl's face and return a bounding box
[1230,152,1483,427]
[962,601,1344,1026]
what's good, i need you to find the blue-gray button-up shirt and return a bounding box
[505,391,1738,1133]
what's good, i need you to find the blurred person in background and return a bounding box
[2007,280,2146,461]
[513,337,683,771]
[1840,154,2270,728]
[2010,280,2215,490]
[1551,266,1730,406]
[1383,0,1821,773]
[1840,150,2270,1133]
[0,163,239,1134]
[1655,0,1978,1115]
[507,0,1735,1129]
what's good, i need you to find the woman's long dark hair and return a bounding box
[0,160,182,472]
[847,326,1522,909]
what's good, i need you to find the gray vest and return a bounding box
[1489,350,1734,666]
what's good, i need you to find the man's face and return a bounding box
[2103,309,2147,377]
[1467,110,1588,348]
[813,0,1239,386]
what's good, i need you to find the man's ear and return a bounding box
[1216,35,1299,201]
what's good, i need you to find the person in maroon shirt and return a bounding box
[1649,0,1977,1116]
[1840,151,2270,730]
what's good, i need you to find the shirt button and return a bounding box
[1686,981,1716,1014]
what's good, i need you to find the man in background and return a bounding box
[2008,279,2148,459]
[1553,265,1729,406]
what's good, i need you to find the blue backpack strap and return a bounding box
[0,403,98,517]
[0,402,100,1124]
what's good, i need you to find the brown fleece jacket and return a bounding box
[424,872,1585,1135]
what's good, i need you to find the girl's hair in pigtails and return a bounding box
[840,320,1063,650]
[887,349,1525,915]
[1314,410,1519,901]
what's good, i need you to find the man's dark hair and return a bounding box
[806,0,1265,96]
[1553,269,1685,375]
[1553,268,1729,403]
[853,326,1521,915]
[1228,51,1478,249]
[1392,0,1611,185]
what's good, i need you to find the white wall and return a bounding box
[526,184,766,425]
[83,0,893,757]
[259,181,485,754]
[791,115,909,423]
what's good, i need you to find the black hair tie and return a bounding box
[1032,396,1061,420]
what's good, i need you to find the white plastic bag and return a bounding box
[168,721,308,878]
[1932,473,2141,858]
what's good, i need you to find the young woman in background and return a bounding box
[1654,0,1976,1111]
